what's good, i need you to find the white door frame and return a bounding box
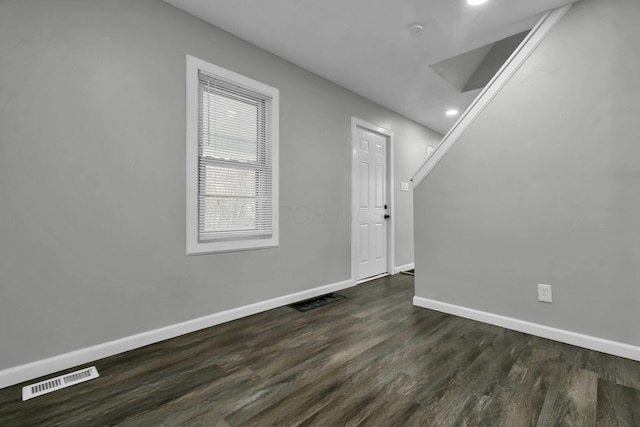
[350,117,395,284]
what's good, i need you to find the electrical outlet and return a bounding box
[538,284,552,303]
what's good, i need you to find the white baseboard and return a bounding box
[394,263,414,275]
[413,296,640,362]
[0,279,355,390]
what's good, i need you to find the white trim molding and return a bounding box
[350,117,395,283]
[413,297,640,362]
[394,263,415,275]
[412,5,571,188]
[0,279,355,390]
[185,54,280,255]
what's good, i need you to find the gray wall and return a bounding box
[0,0,441,370]
[414,0,640,346]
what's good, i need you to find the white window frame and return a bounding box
[186,55,279,255]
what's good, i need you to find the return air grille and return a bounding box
[287,293,346,312]
[22,366,99,401]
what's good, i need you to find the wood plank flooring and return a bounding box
[1,274,640,426]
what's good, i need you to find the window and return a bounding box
[186,55,279,254]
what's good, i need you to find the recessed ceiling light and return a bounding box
[446,109,459,116]
[467,0,488,5]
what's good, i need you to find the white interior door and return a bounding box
[353,124,389,281]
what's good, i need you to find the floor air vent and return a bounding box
[287,293,346,312]
[22,366,99,401]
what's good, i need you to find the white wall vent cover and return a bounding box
[22,366,99,401]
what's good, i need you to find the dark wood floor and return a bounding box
[2,274,640,426]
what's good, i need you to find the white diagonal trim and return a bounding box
[412,5,572,188]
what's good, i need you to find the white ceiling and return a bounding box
[164,0,577,134]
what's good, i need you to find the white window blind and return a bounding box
[186,55,278,255]
[198,71,274,242]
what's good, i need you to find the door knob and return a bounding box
[384,214,390,220]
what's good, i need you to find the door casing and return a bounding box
[350,117,395,283]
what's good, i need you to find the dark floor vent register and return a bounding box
[287,293,346,312]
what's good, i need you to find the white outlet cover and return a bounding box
[538,284,552,303]
[401,182,409,192]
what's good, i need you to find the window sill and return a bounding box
[186,237,279,255]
